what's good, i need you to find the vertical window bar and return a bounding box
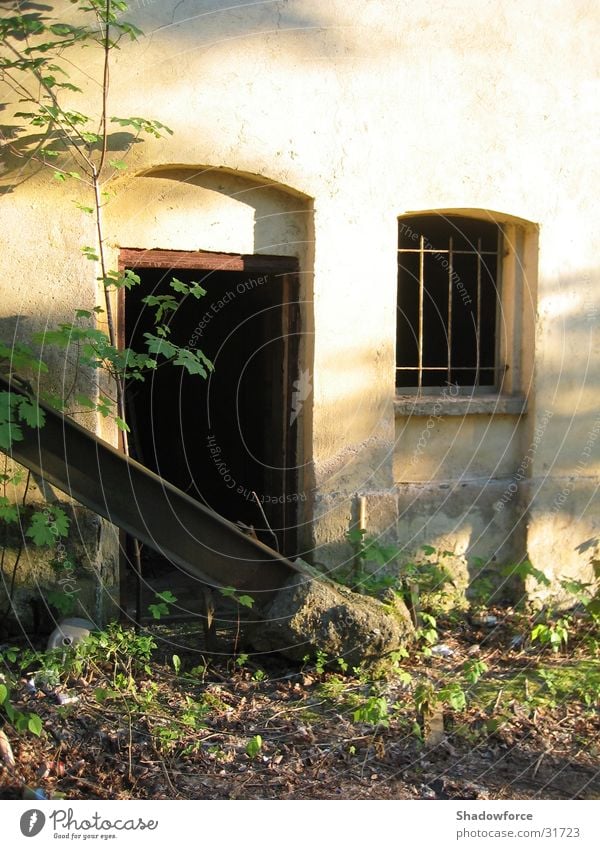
[418,234,424,392]
[447,235,453,385]
[495,226,503,390]
[476,236,482,386]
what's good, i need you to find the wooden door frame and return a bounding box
[117,247,302,556]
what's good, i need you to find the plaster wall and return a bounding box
[1,0,599,607]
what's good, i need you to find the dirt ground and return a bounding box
[1,609,599,801]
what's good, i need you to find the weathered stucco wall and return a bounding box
[1,0,599,613]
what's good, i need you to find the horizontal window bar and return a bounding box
[398,249,498,256]
[396,365,500,371]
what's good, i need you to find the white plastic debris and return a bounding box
[431,643,454,657]
[55,693,79,706]
[47,618,95,651]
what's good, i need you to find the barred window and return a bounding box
[396,214,502,391]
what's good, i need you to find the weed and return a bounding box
[219,586,254,609]
[246,734,263,758]
[462,658,488,685]
[415,612,438,654]
[341,535,454,617]
[0,681,43,737]
[352,694,390,728]
[148,590,177,620]
[314,650,328,675]
[531,618,570,654]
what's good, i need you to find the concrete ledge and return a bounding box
[394,394,527,417]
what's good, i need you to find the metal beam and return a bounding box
[0,375,300,606]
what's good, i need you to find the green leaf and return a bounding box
[172,348,208,377]
[143,334,178,359]
[109,159,127,170]
[82,246,99,261]
[26,513,55,546]
[50,506,70,537]
[189,282,207,299]
[170,278,189,294]
[0,392,14,423]
[27,714,43,736]
[26,507,69,546]
[172,655,181,675]
[15,398,45,428]
[156,590,177,604]
[114,417,130,432]
[94,688,119,703]
[0,683,8,705]
[103,269,140,290]
[46,589,75,616]
[0,420,23,451]
[75,394,97,410]
[245,734,263,758]
[110,116,173,138]
[148,602,169,620]
[0,496,19,523]
[237,594,254,609]
[440,683,466,711]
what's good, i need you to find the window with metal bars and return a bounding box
[396,214,502,391]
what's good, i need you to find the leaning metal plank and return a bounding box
[0,375,300,605]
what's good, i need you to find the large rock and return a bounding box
[248,571,414,666]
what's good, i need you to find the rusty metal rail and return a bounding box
[0,375,300,606]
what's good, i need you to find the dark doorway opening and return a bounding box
[120,250,301,602]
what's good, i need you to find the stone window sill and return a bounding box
[394,393,527,417]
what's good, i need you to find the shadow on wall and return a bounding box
[140,166,313,258]
[307,256,600,600]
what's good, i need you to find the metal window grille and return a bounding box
[396,215,502,391]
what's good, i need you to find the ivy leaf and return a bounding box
[114,417,130,432]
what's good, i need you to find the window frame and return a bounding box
[394,210,536,415]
